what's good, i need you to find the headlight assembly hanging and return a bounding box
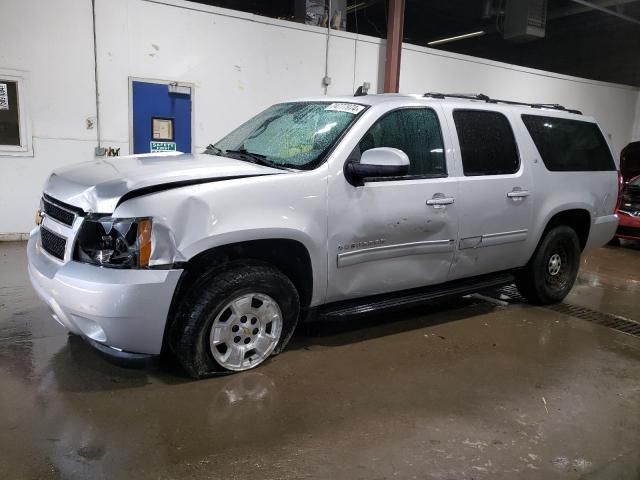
[74,216,152,268]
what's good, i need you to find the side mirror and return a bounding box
[344,147,410,186]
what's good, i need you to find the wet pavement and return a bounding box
[0,241,639,479]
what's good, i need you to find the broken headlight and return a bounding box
[74,217,152,268]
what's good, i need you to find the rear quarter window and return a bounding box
[521,115,615,171]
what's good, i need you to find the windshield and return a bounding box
[210,102,366,170]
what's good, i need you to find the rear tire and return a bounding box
[169,262,300,378]
[516,226,581,305]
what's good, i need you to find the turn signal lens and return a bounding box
[137,218,152,267]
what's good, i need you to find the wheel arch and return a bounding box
[516,210,587,305]
[542,209,591,250]
[534,208,592,256]
[170,237,315,319]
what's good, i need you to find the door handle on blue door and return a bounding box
[426,194,455,209]
[507,188,530,199]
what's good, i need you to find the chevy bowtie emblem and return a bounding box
[35,209,45,226]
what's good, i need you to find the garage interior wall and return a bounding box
[1,0,639,236]
[0,0,98,239]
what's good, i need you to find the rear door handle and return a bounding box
[426,195,455,208]
[507,189,530,199]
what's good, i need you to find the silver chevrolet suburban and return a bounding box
[27,92,619,377]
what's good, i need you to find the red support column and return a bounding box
[384,0,406,93]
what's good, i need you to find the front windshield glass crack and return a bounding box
[204,102,366,170]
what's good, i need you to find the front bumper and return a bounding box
[616,212,640,240]
[27,229,183,355]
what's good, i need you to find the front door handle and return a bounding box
[507,189,530,199]
[426,194,455,209]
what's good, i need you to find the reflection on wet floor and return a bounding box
[568,240,640,321]
[1,241,639,479]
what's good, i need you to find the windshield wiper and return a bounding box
[224,149,287,170]
[203,144,223,155]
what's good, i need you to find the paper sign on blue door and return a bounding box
[150,141,177,152]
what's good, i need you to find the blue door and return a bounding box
[132,81,192,154]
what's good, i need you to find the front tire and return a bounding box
[516,226,581,305]
[169,262,300,378]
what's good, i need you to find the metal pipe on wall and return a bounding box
[91,0,102,152]
[324,0,332,95]
[384,0,405,93]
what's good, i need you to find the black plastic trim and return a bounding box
[344,160,410,186]
[42,197,75,226]
[364,173,448,183]
[424,92,582,115]
[84,337,156,368]
[85,337,154,359]
[148,262,187,270]
[616,225,640,238]
[43,193,86,216]
[317,271,515,319]
[40,227,67,260]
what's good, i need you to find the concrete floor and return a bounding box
[0,241,639,480]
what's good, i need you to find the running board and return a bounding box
[318,272,515,320]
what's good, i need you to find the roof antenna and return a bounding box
[354,82,371,97]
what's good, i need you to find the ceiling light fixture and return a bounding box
[427,30,486,46]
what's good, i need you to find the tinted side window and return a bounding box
[521,115,615,171]
[453,110,519,176]
[358,108,446,177]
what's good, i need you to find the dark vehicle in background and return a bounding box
[616,175,640,241]
[620,141,640,184]
[614,141,640,241]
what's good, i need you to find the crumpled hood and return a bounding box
[43,152,284,213]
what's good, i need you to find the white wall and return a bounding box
[94,0,383,153]
[1,0,639,235]
[95,0,640,156]
[0,0,98,237]
[401,44,639,157]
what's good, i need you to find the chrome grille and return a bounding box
[42,196,75,226]
[41,227,67,260]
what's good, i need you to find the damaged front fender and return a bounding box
[111,170,328,304]
[148,217,187,267]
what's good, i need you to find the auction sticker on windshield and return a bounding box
[325,103,365,114]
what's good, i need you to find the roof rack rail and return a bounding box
[423,92,582,115]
